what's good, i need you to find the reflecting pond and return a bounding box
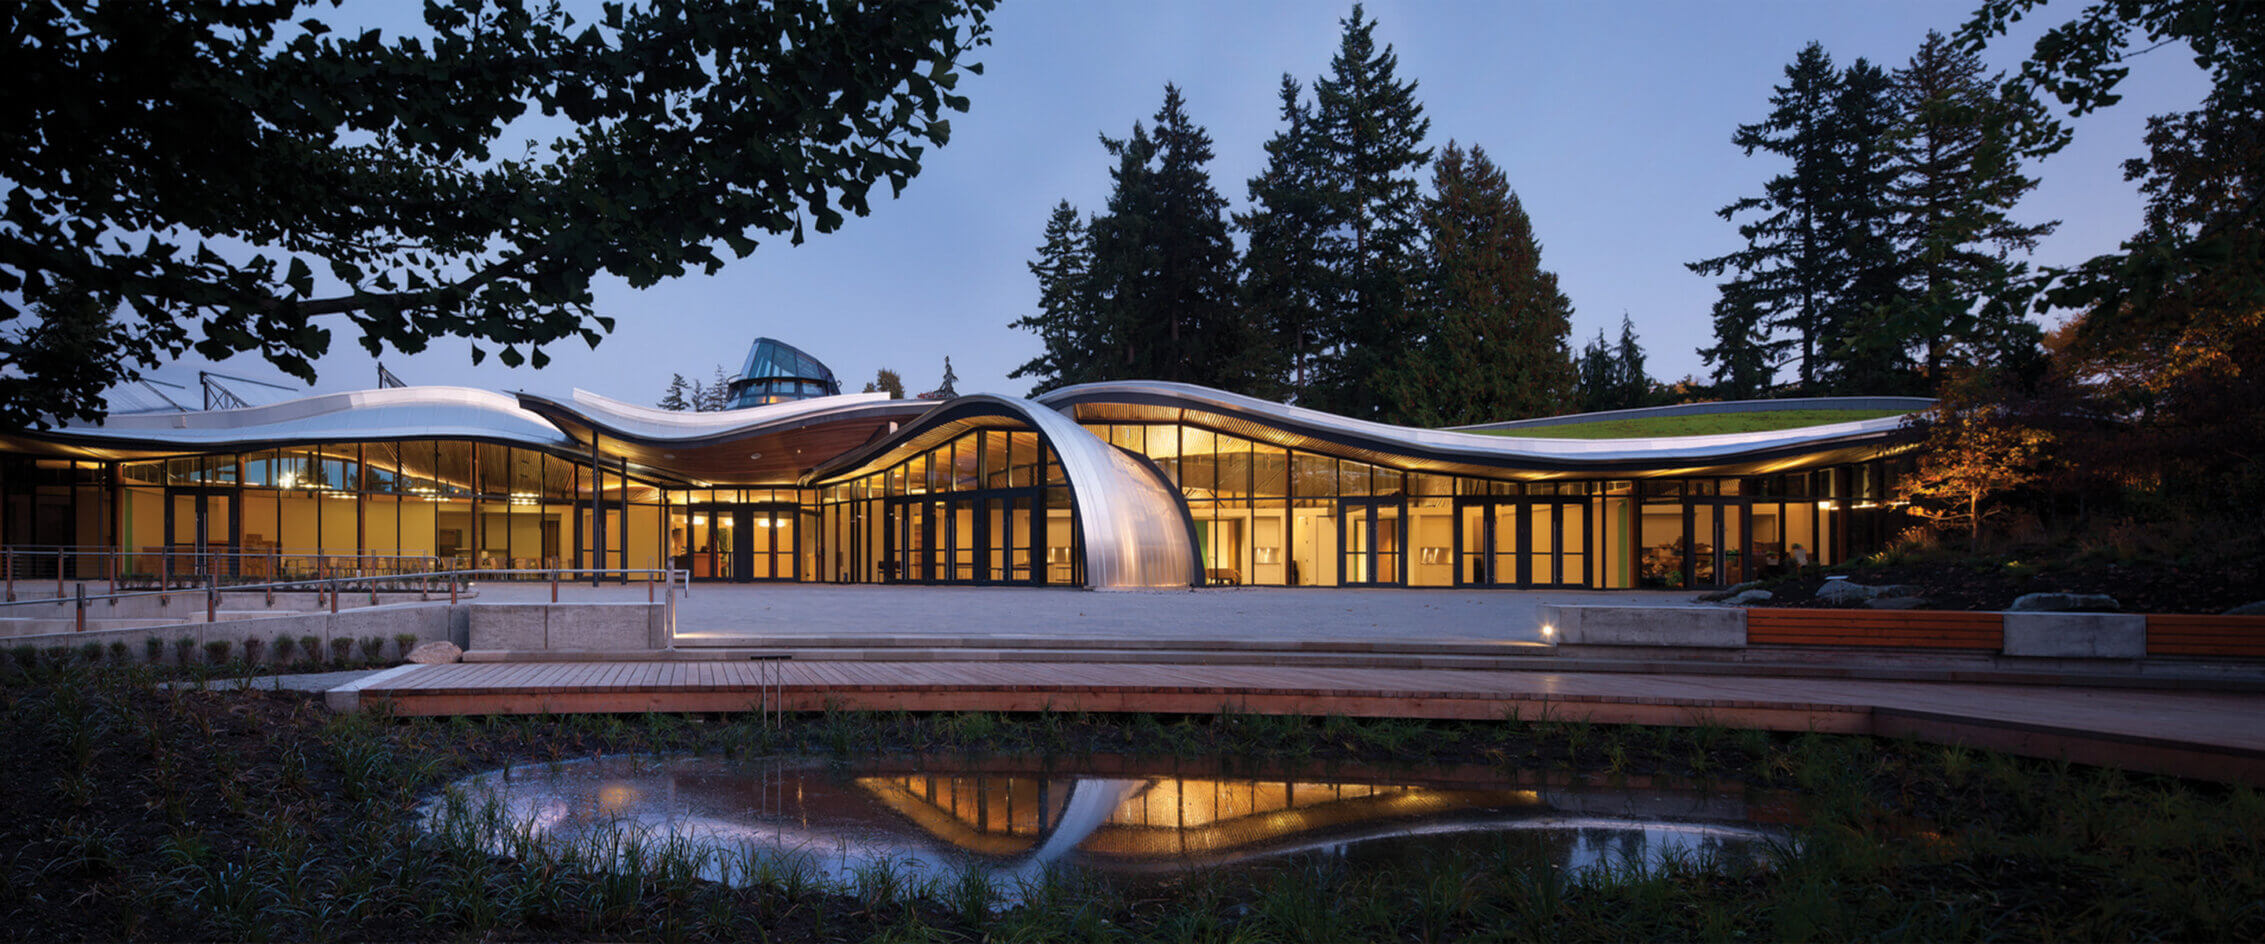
[429,755,1788,894]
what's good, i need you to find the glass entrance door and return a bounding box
[1340,498,1403,586]
[167,489,236,578]
[1453,498,1588,588]
[746,505,798,581]
[884,489,1045,585]
[1689,502,1745,588]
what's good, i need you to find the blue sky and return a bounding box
[147,0,2206,412]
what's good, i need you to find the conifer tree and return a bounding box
[1237,75,1334,399]
[1082,85,1253,389]
[1611,315,1653,408]
[1881,31,2056,387]
[1305,4,1433,422]
[1573,315,1657,412]
[1689,43,1847,394]
[698,365,732,411]
[935,357,958,398]
[1700,288,1778,399]
[658,373,691,411]
[1008,201,1098,394]
[1819,59,1908,394]
[860,368,906,399]
[1409,142,1574,424]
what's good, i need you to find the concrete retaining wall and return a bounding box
[2004,613,2146,659]
[0,601,455,665]
[467,602,669,652]
[1542,605,1746,648]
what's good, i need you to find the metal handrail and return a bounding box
[0,566,686,633]
[2,544,674,602]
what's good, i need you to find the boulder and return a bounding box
[1815,579,1874,603]
[406,640,463,664]
[2008,592,2120,613]
[1865,596,1930,610]
[1726,589,1774,605]
[2224,600,2265,616]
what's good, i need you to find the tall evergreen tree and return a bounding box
[1689,43,1846,394]
[1819,59,1908,394]
[1408,142,1574,424]
[1573,315,1656,412]
[1083,85,1254,388]
[658,373,691,411]
[1304,4,1433,422]
[1881,31,2056,387]
[1008,201,1098,394]
[1237,75,1333,399]
[861,368,905,399]
[699,365,732,411]
[1700,288,1777,399]
[1611,314,1653,408]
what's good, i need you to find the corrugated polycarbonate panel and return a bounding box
[805,396,1199,590]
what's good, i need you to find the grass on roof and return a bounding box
[1468,408,1909,439]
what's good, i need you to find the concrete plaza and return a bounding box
[469,582,1700,646]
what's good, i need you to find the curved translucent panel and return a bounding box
[45,386,575,450]
[806,396,1199,589]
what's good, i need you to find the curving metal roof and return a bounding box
[802,395,1201,589]
[1036,381,1922,479]
[3,386,575,459]
[514,388,936,486]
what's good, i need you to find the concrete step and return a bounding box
[669,633,1554,657]
[457,645,2265,693]
[464,646,1541,671]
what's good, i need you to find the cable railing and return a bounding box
[0,566,688,634]
[0,545,673,601]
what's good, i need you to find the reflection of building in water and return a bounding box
[855,774,1542,863]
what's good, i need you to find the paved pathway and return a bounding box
[332,659,2265,784]
[470,583,1701,645]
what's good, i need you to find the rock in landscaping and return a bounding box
[2008,592,2120,613]
[1726,589,1774,605]
[1865,596,1930,610]
[406,640,463,664]
[2225,600,2265,616]
[1816,579,1875,603]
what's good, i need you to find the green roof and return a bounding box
[1468,408,1908,440]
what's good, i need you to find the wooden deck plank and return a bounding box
[343,657,2265,785]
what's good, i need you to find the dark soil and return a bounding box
[1740,556,2262,612]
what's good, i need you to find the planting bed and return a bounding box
[1,659,2261,941]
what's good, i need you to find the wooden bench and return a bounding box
[2146,615,2265,658]
[1748,608,2004,650]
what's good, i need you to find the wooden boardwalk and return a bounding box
[331,660,2265,785]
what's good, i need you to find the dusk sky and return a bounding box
[145,1,2206,414]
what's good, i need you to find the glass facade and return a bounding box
[1083,420,1908,590]
[0,407,1911,591]
[814,428,1078,585]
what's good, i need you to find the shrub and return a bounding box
[144,638,164,665]
[173,637,197,665]
[273,635,297,663]
[203,640,232,665]
[108,641,130,664]
[77,642,103,664]
[9,645,34,670]
[394,633,419,659]
[358,636,383,663]
[241,637,265,665]
[299,635,321,665]
[329,637,353,665]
